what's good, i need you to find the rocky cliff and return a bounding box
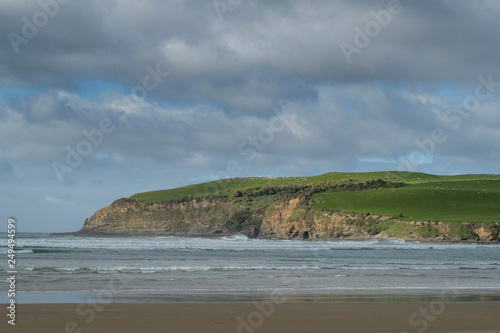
[67,196,500,242]
[74,198,238,237]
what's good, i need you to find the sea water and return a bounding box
[1,233,499,303]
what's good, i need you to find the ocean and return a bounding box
[2,233,500,303]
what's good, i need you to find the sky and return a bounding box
[1,0,500,232]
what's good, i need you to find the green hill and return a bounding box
[131,171,500,224]
[72,171,500,242]
[131,171,436,203]
[311,179,500,223]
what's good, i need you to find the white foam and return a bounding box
[223,234,249,241]
[1,234,494,252]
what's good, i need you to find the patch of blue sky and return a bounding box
[375,81,468,103]
[429,82,470,103]
[0,86,46,101]
[400,151,434,165]
[159,100,192,109]
[95,153,109,159]
[71,78,127,101]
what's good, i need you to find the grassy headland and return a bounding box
[77,171,500,241]
[131,171,500,223]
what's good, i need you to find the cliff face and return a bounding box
[77,198,237,237]
[71,197,500,242]
[259,198,500,242]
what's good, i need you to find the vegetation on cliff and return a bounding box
[74,171,500,241]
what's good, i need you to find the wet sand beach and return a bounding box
[4,302,500,333]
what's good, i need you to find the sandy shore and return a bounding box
[3,302,500,333]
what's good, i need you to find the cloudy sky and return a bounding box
[1,0,500,232]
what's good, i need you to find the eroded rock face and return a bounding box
[69,197,500,242]
[257,199,390,240]
[260,198,300,238]
[475,227,499,242]
[77,199,236,237]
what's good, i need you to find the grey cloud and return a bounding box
[2,0,500,232]
[0,160,14,177]
[2,0,499,114]
[23,91,77,125]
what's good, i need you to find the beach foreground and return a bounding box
[4,302,500,333]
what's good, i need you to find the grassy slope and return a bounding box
[311,180,500,223]
[130,171,500,224]
[131,171,437,202]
